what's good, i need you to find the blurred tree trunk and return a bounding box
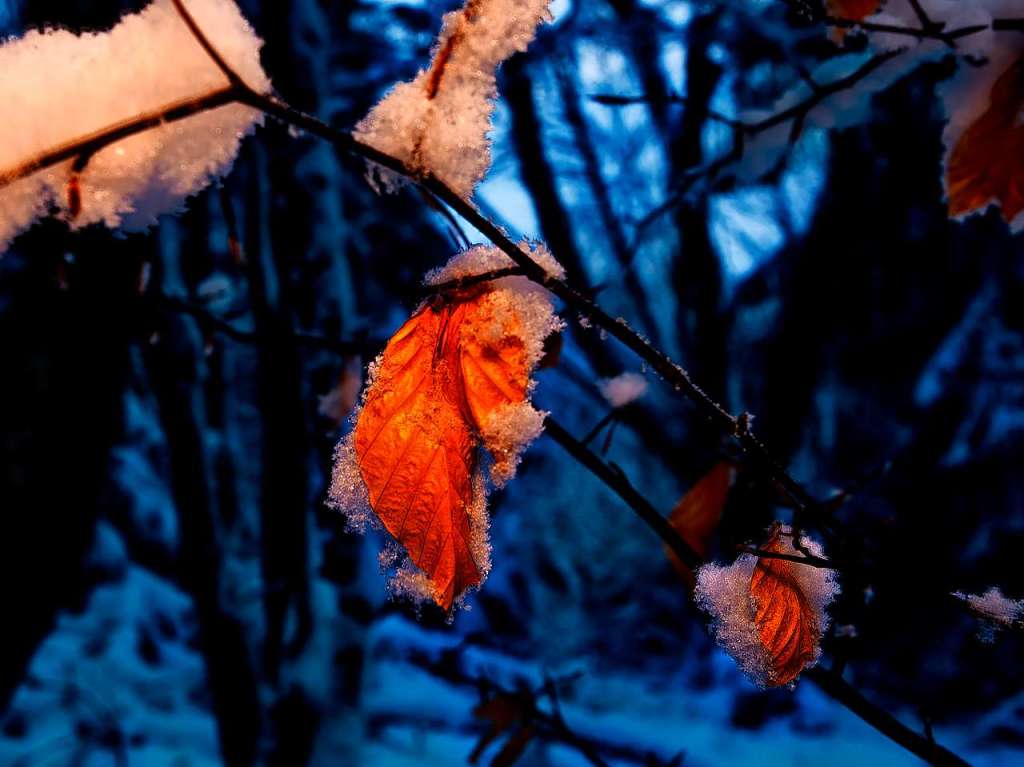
[143,228,267,767]
[667,12,726,410]
[0,237,137,710]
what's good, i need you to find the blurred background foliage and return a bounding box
[0,0,1022,765]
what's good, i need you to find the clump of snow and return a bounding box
[478,400,546,485]
[354,0,552,198]
[599,372,649,408]
[0,0,270,252]
[328,435,375,533]
[694,528,839,687]
[953,586,1024,643]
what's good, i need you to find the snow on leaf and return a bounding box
[354,0,552,198]
[665,461,734,584]
[694,525,839,687]
[0,0,270,252]
[330,246,562,611]
[945,56,1024,229]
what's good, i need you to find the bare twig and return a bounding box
[604,50,901,252]
[736,545,836,570]
[421,266,526,297]
[169,0,244,86]
[806,667,968,767]
[156,294,370,357]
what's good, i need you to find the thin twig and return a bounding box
[421,266,526,296]
[157,294,369,357]
[736,546,836,570]
[0,86,239,189]
[169,0,244,86]
[806,667,969,767]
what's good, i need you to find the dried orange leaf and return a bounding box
[333,245,562,611]
[470,693,527,764]
[946,56,1024,227]
[825,0,880,20]
[354,301,483,611]
[824,0,880,43]
[750,526,821,686]
[491,726,536,767]
[666,461,734,583]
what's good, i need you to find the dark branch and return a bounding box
[156,295,370,358]
[806,667,970,767]
[170,0,244,86]
[421,267,527,297]
[736,546,836,570]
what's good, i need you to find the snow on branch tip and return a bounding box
[0,0,270,252]
[354,0,553,199]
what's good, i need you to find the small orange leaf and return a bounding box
[470,693,524,764]
[825,0,880,43]
[666,461,734,584]
[750,526,821,686]
[946,56,1024,226]
[825,0,880,20]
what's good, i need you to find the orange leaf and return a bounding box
[459,296,529,433]
[351,287,544,610]
[750,526,821,686]
[825,0,880,43]
[946,56,1024,226]
[825,0,880,20]
[470,693,527,764]
[666,461,734,584]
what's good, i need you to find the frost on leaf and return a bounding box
[694,525,839,687]
[665,461,734,585]
[329,245,563,611]
[953,586,1024,643]
[0,0,270,252]
[354,0,553,198]
[945,56,1024,230]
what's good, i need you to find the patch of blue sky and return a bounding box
[710,126,828,295]
[711,187,786,295]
